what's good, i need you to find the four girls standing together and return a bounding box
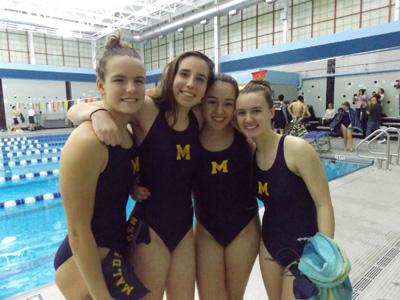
[56,30,335,300]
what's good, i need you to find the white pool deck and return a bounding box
[2,128,400,300]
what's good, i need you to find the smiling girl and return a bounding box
[235,79,335,300]
[67,51,215,300]
[193,73,261,299]
[54,31,148,300]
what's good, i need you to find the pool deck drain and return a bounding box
[351,240,400,299]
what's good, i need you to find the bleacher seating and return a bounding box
[381,117,400,140]
[304,105,321,132]
[382,117,400,128]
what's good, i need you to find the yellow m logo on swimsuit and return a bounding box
[131,156,140,173]
[176,144,191,160]
[211,160,228,174]
[258,182,269,196]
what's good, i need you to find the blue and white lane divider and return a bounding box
[0,142,65,151]
[0,156,61,167]
[1,134,69,140]
[0,192,61,209]
[0,135,69,143]
[1,147,63,158]
[0,169,59,182]
[0,139,66,146]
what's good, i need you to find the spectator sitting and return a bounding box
[322,102,335,126]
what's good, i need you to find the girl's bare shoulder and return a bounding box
[131,95,159,123]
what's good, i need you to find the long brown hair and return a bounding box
[152,51,215,126]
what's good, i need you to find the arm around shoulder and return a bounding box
[67,101,104,125]
[68,101,124,146]
[129,95,159,138]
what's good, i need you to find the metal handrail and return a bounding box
[365,128,400,164]
[388,127,400,165]
[355,127,400,169]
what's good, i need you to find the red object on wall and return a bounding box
[251,70,267,79]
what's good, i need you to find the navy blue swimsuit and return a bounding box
[54,135,137,270]
[341,111,351,128]
[252,135,318,267]
[273,101,287,129]
[193,129,258,247]
[131,110,200,252]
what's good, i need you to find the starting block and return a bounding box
[303,131,331,153]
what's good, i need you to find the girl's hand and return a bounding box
[132,185,151,202]
[91,110,122,146]
[130,178,151,202]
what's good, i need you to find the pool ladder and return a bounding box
[355,127,400,170]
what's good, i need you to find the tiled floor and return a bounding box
[3,129,400,300]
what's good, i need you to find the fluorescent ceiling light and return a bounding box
[36,28,48,34]
[177,27,184,32]
[228,9,239,16]
[57,29,73,37]
[18,24,35,30]
[200,19,208,25]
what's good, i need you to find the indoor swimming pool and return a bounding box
[0,134,373,299]
[322,158,372,181]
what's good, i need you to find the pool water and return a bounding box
[0,177,60,203]
[1,161,59,177]
[0,198,135,300]
[0,201,66,298]
[0,141,372,299]
[322,158,371,181]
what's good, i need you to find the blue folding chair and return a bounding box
[303,131,331,153]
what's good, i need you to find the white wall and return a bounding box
[3,79,66,128]
[3,79,101,129]
[268,49,400,118]
[70,82,100,100]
